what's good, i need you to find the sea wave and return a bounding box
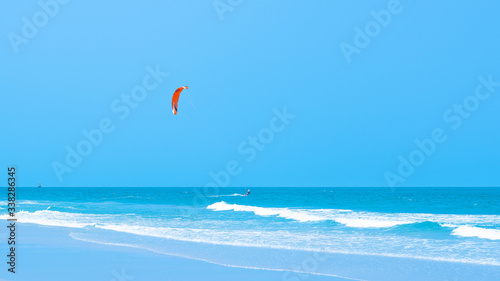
[17,200,48,205]
[0,210,112,228]
[335,218,412,228]
[207,201,414,227]
[207,201,332,222]
[451,226,500,240]
[207,201,500,229]
[68,226,500,266]
[3,209,499,265]
[7,206,500,236]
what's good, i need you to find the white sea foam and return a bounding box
[17,200,47,205]
[8,205,500,236]
[4,209,500,266]
[208,201,413,227]
[335,218,412,228]
[206,193,246,198]
[69,226,500,266]
[207,201,500,230]
[0,210,111,228]
[452,226,500,240]
[207,201,327,222]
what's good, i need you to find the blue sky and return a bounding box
[1,0,499,187]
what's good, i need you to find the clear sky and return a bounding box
[1,0,499,188]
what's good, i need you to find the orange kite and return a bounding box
[172,86,188,115]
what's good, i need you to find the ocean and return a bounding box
[5,187,500,280]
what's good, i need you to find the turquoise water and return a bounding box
[5,187,500,279]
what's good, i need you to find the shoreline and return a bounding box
[2,223,499,281]
[1,223,349,281]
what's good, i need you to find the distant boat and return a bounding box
[38,181,41,188]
